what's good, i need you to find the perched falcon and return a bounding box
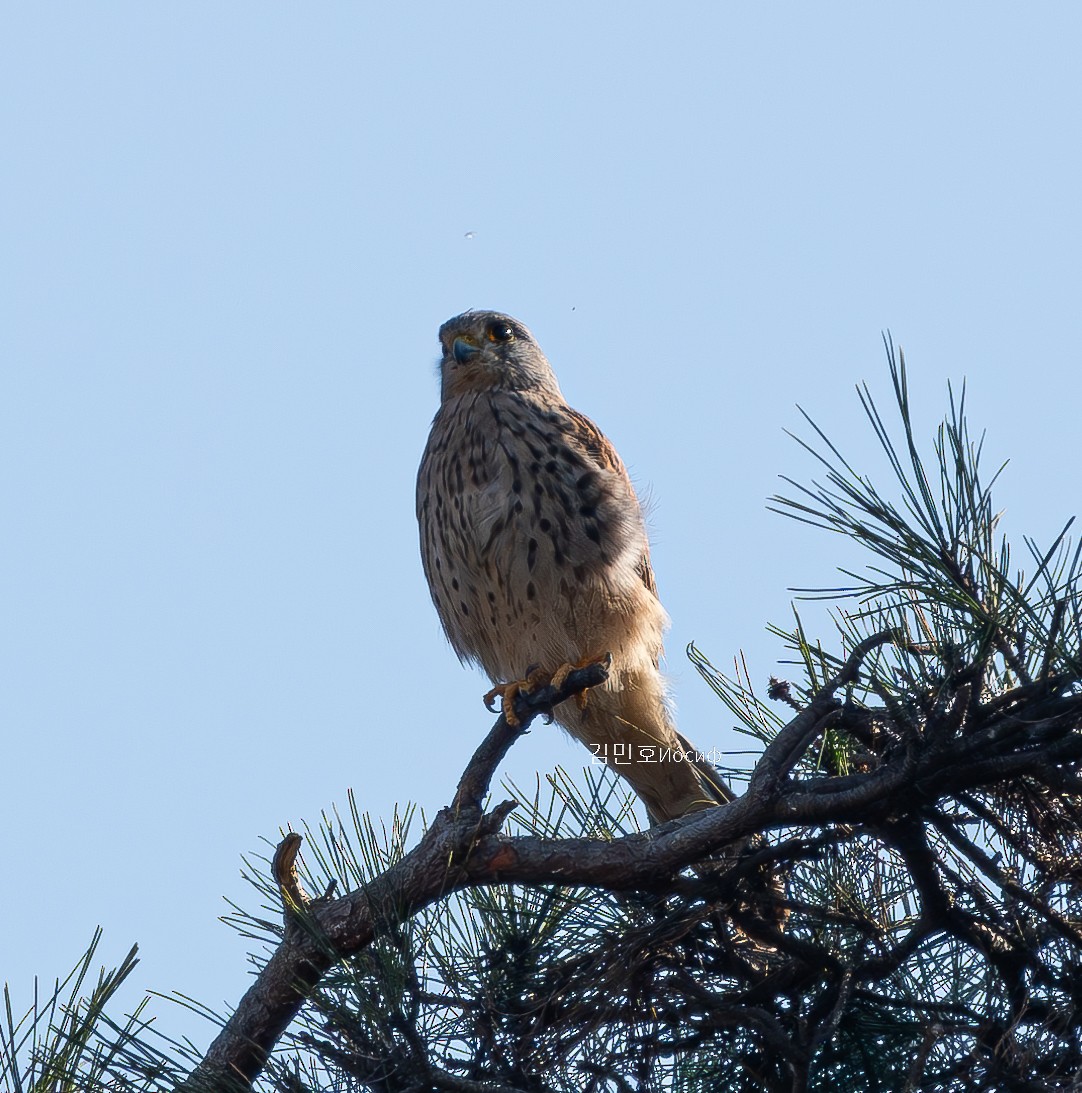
[417,311,724,823]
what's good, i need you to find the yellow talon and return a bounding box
[483,667,549,727]
[484,655,611,724]
[552,653,611,710]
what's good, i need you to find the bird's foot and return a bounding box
[551,653,612,711]
[483,666,551,727]
[484,654,612,725]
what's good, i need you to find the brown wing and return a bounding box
[564,407,661,601]
[562,407,625,473]
[637,552,659,598]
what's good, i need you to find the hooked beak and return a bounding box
[452,336,480,365]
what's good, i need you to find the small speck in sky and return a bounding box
[464,231,476,239]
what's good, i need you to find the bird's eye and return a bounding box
[487,321,515,343]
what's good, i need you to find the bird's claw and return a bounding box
[483,667,549,727]
[483,682,523,725]
[485,654,611,725]
[551,652,612,710]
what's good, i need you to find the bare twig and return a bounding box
[453,657,612,810]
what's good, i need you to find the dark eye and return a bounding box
[487,321,515,343]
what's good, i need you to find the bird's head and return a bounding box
[437,311,562,400]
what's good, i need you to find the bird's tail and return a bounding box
[555,666,720,824]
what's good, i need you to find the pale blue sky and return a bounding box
[3,2,1080,1055]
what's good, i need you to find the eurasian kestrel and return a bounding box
[416,311,724,823]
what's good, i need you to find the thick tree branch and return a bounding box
[178,644,1082,1091]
